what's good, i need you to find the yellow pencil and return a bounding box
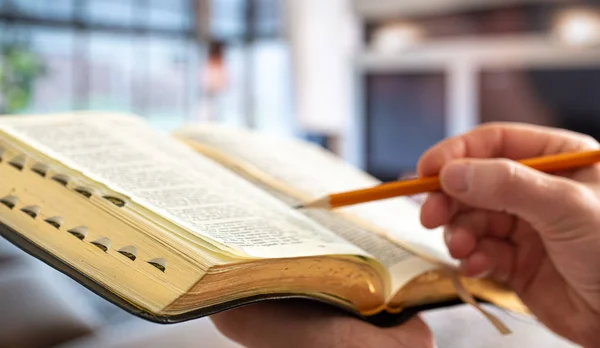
[295,149,600,210]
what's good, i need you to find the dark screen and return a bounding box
[364,72,446,181]
[479,67,600,141]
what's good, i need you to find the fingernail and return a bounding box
[496,273,510,283]
[442,162,471,193]
[473,269,492,279]
[444,230,452,245]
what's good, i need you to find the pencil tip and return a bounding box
[291,197,330,210]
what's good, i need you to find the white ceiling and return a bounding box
[352,0,574,19]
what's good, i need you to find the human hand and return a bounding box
[211,301,434,348]
[418,122,600,347]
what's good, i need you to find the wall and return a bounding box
[286,0,361,161]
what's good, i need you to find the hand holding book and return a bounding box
[211,300,434,348]
[205,122,600,348]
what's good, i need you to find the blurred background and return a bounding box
[2,0,600,180]
[1,0,600,347]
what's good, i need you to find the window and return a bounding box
[88,32,134,112]
[206,0,293,135]
[147,0,194,31]
[210,0,246,40]
[27,26,76,114]
[2,0,75,20]
[0,0,198,131]
[84,0,135,27]
[0,0,293,135]
[252,40,293,135]
[254,0,283,37]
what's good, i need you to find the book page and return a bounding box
[175,124,458,270]
[246,181,438,293]
[0,113,371,260]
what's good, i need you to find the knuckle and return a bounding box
[484,160,522,208]
[472,121,526,139]
[556,180,594,209]
[475,121,507,131]
[470,122,504,139]
[493,159,519,188]
[470,122,515,148]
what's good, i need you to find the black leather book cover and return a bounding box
[0,222,465,327]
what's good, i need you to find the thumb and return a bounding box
[439,158,596,231]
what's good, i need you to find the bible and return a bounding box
[0,111,528,328]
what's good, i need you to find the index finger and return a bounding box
[417,122,599,177]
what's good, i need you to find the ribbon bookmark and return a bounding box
[444,268,512,335]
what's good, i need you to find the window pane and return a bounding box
[254,0,283,36]
[144,37,194,130]
[0,0,74,20]
[0,21,6,41]
[252,40,293,134]
[26,26,75,113]
[131,35,151,116]
[88,32,134,112]
[211,0,246,39]
[209,43,246,126]
[147,0,193,31]
[84,0,135,27]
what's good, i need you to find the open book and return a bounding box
[0,111,528,327]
